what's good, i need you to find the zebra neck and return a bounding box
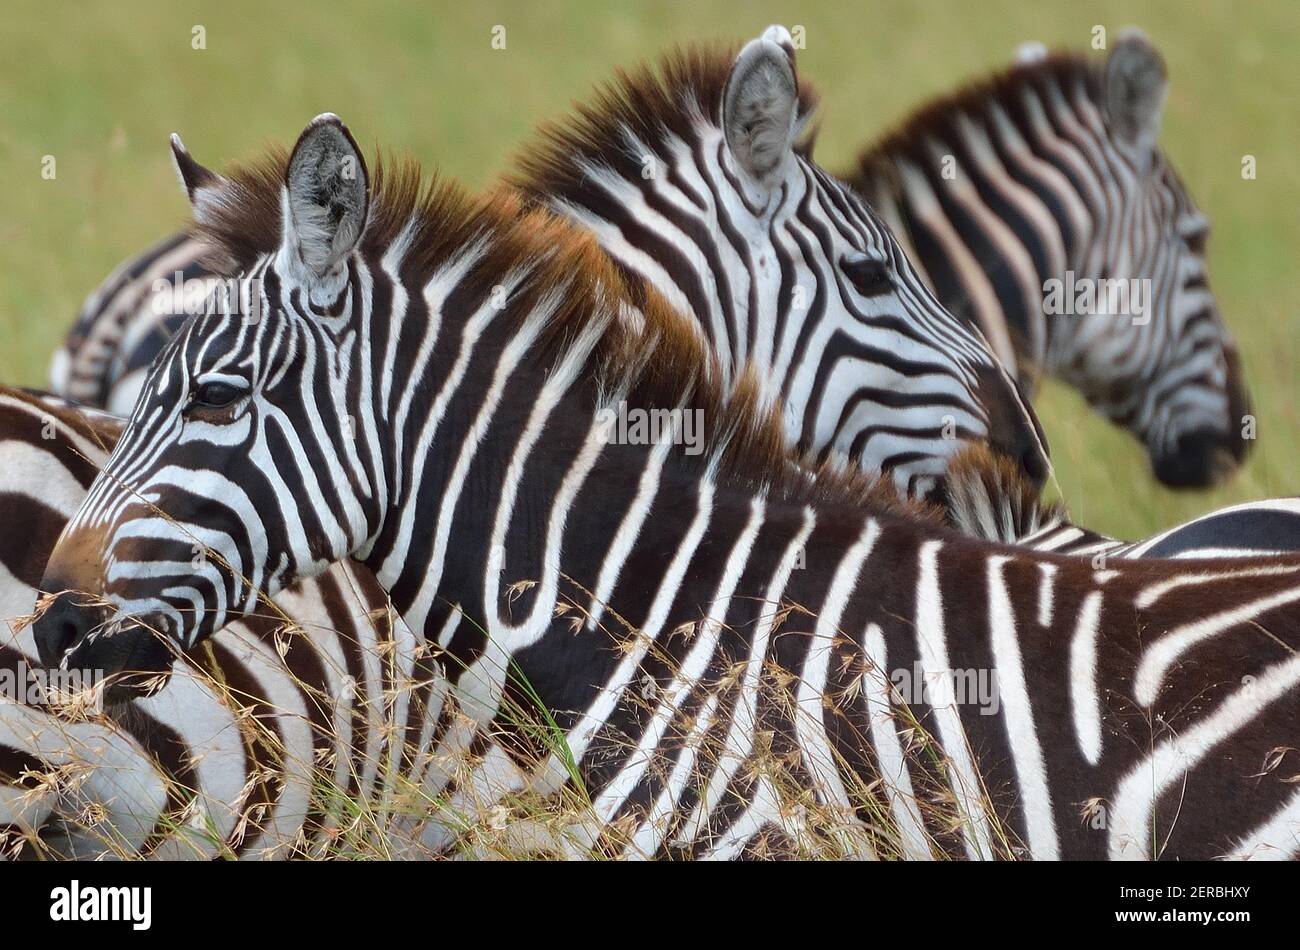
[349,330,938,700]
[852,58,1121,388]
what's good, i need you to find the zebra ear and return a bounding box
[282,114,370,278]
[722,25,801,187]
[1104,29,1167,158]
[169,133,227,226]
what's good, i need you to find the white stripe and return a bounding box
[1068,590,1104,764]
[914,539,994,859]
[1135,584,1300,706]
[862,622,931,859]
[1036,562,1056,627]
[1223,787,1300,860]
[795,518,880,854]
[987,556,1058,859]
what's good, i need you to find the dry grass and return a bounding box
[2,575,1024,862]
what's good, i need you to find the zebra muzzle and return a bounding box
[32,594,176,705]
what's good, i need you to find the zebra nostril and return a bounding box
[32,590,100,667]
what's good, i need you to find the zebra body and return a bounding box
[4,392,1287,858]
[31,109,1300,860]
[847,29,1250,487]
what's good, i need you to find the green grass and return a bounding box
[2,0,1298,539]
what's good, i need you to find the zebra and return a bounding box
[2,395,1292,859]
[50,27,1049,506]
[30,113,1300,860]
[0,386,466,860]
[847,28,1252,488]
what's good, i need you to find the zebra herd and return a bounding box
[3,25,1299,860]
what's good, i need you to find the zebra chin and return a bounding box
[32,593,177,706]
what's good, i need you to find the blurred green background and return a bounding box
[1,0,1297,538]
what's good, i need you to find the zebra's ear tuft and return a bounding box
[722,26,800,187]
[169,133,226,223]
[283,114,370,278]
[1104,28,1167,157]
[1014,41,1048,64]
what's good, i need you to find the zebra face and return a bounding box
[789,165,1051,497]
[1055,30,1250,487]
[35,118,381,699]
[727,29,1049,497]
[521,25,1050,501]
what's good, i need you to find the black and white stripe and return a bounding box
[51,233,219,416]
[848,29,1251,488]
[31,112,1300,860]
[942,445,1300,560]
[53,28,1047,505]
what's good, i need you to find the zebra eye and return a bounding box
[841,255,891,297]
[191,381,245,411]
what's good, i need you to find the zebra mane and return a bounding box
[181,144,935,523]
[504,41,820,206]
[942,442,1068,545]
[853,51,1102,180]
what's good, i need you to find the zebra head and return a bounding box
[1051,29,1250,487]
[512,25,1049,500]
[35,117,384,698]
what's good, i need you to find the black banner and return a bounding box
[1,859,1284,938]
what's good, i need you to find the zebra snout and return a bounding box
[32,592,175,704]
[1152,429,1242,489]
[32,589,106,668]
[975,368,1051,489]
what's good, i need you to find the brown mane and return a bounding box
[184,142,935,525]
[943,442,1067,544]
[505,42,820,207]
[853,51,1102,182]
